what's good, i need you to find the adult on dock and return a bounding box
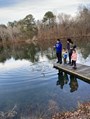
[67,38,73,64]
[54,39,62,64]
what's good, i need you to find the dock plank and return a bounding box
[54,63,90,81]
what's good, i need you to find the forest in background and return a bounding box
[0,5,90,45]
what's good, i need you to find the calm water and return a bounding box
[0,41,90,119]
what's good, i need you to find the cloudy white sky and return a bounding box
[0,0,89,25]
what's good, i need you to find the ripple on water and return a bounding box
[0,61,57,93]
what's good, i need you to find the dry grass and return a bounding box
[52,102,90,119]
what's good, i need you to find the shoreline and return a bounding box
[52,102,90,119]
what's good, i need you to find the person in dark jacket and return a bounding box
[54,39,62,63]
[67,38,73,64]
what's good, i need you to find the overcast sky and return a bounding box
[0,0,89,25]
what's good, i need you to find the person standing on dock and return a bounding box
[71,49,77,69]
[67,38,73,64]
[54,39,62,64]
[62,48,68,64]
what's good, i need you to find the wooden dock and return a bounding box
[54,63,90,82]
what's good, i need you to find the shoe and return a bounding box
[68,62,71,65]
[70,64,73,66]
[74,67,77,69]
[57,61,59,63]
[64,63,67,65]
[73,67,77,70]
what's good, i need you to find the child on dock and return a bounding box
[71,49,77,69]
[62,48,68,64]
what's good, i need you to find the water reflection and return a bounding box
[0,39,90,119]
[76,38,90,59]
[0,57,90,118]
[56,70,69,89]
[56,70,79,93]
[0,38,90,64]
[69,75,78,93]
[0,43,40,63]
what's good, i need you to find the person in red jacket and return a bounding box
[71,49,77,69]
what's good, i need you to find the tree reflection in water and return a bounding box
[0,42,40,63]
[56,70,78,93]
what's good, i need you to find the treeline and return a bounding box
[0,14,38,43]
[0,5,90,44]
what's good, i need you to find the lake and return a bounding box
[0,39,90,119]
